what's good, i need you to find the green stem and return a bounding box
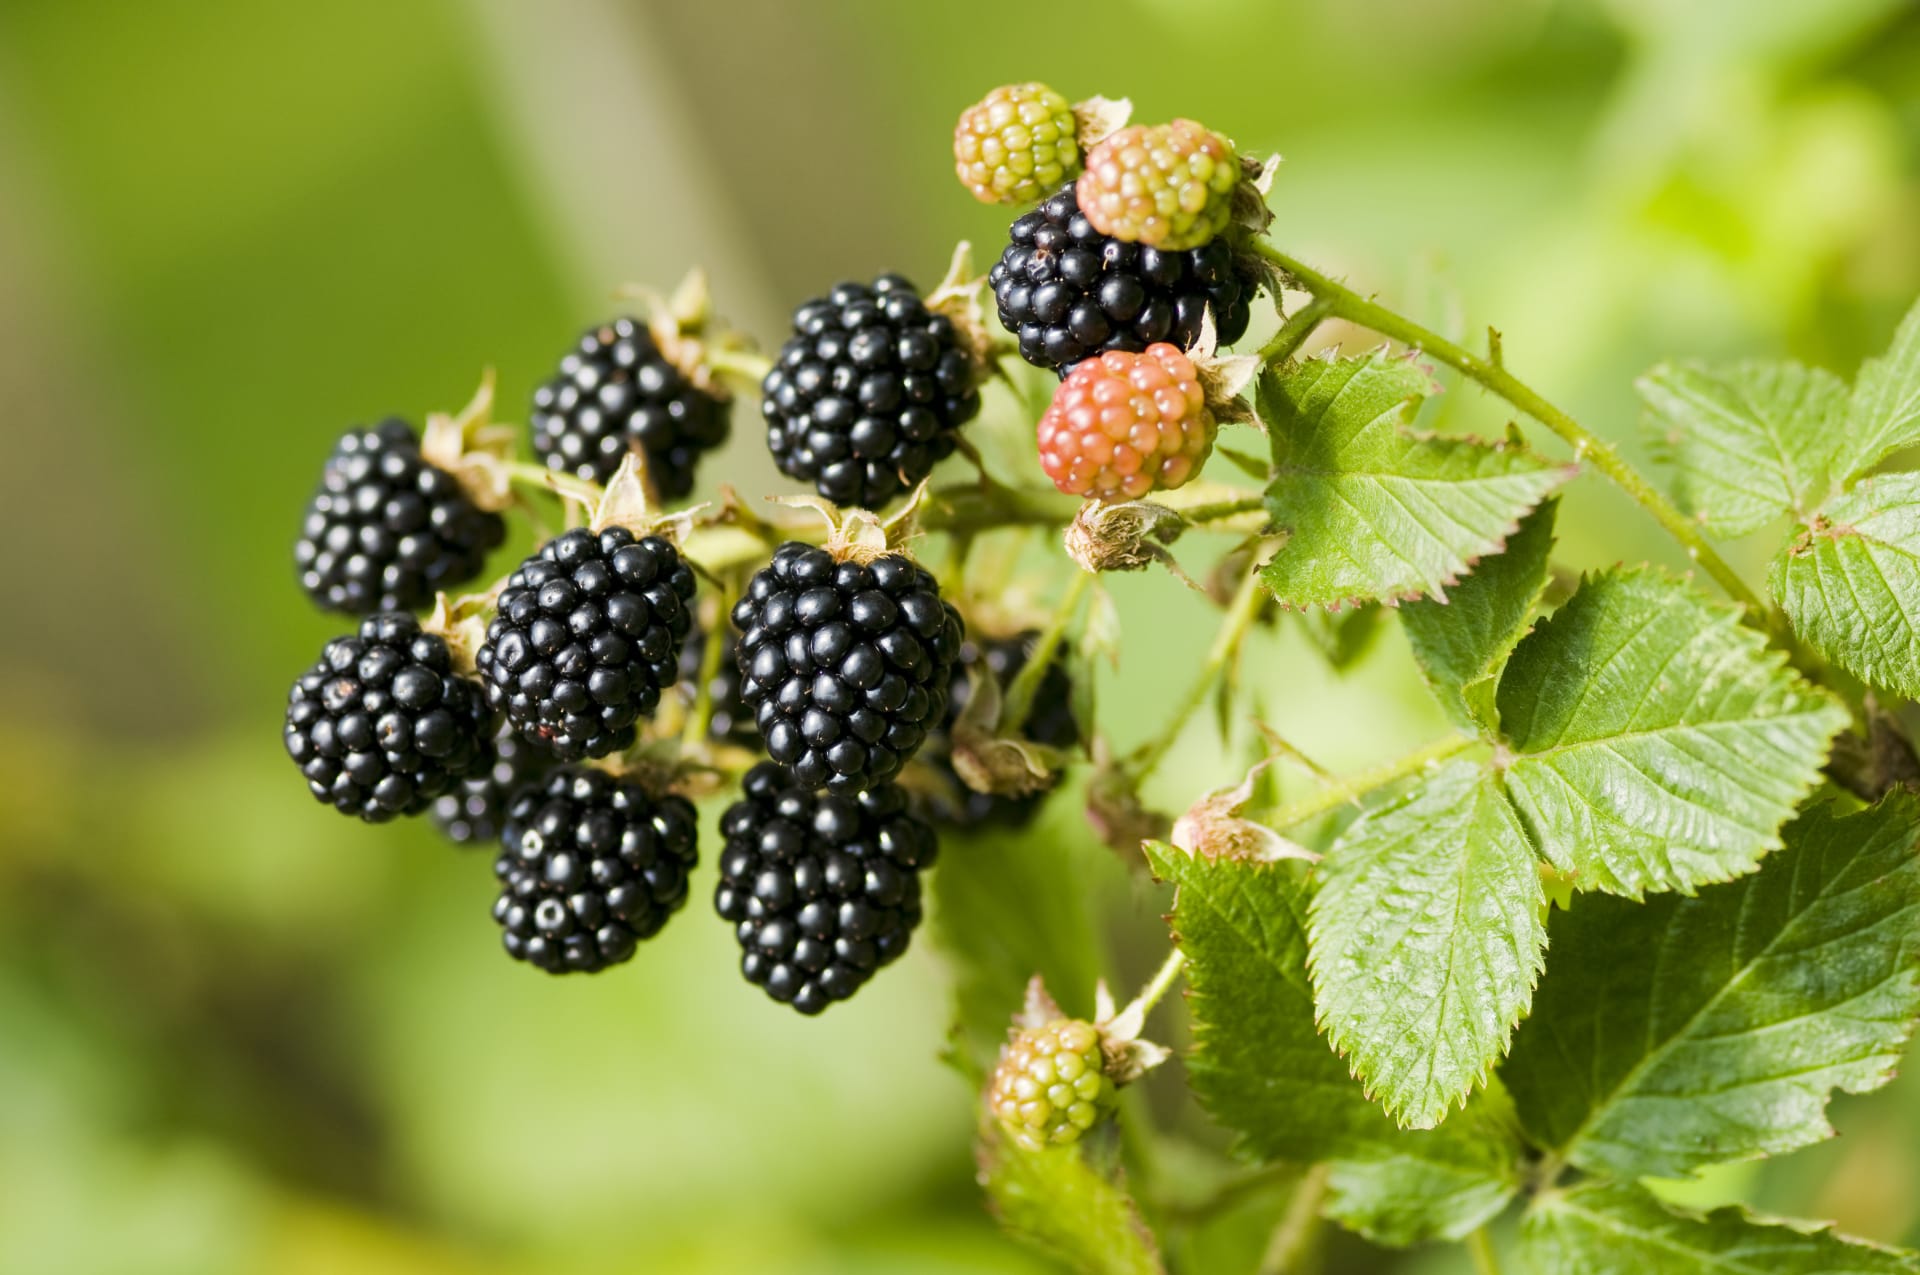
[1258,295,1334,365]
[1258,1162,1331,1275]
[1001,571,1092,733]
[1132,946,1188,1020]
[681,584,735,746]
[1170,493,1268,526]
[1252,242,1766,616]
[503,459,605,507]
[1466,1225,1502,1275]
[1128,563,1267,784]
[1264,733,1476,831]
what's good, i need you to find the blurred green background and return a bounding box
[3,1,1920,1271]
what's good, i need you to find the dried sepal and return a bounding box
[1015,974,1065,1032]
[615,266,766,399]
[1006,975,1170,1089]
[1170,752,1318,864]
[925,240,1004,378]
[947,656,1066,798]
[1188,311,1263,427]
[420,590,493,676]
[419,370,519,514]
[1085,736,1170,856]
[1064,500,1201,588]
[766,485,927,565]
[1071,95,1132,151]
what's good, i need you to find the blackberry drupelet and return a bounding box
[429,725,556,845]
[732,542,964,791]
[676,625,760,748]
[284,612,494,821]
[295,419,506,615]
[989,181,1255,375]
[530,316,730,499]
[476,527,698,761]
[761,275,980,508]
[494,767,699,974]
[714,761,938,1014]
[928,632,1079,829]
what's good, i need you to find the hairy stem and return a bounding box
[1264,733,1476,831]
[1001,571,1092,733]
[1258,295,1334,365]
[1132,946,1189,1020]
[1128,563,1268,783]
[1258,1162,1331,1275]
[1252,241,1766,616]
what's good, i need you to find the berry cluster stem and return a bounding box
[1127,563,1267,784]
[1132,945,1188,1020]
[1251,241,1767,617]
[1001,571,1093,734]
[1257,295,1333,365]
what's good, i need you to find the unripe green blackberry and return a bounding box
[987,1018,1116,1151]
[1077,120,1239,252]
[954,82,1081,206]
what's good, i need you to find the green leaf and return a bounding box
[1495,567,1847,898]
[1771,472,1920,700]
[976,1132,1164,1275]
[1297,603,1384,671]
[1835,295,1920,484]
[1149,843,1523,1241]
[1309,760,1544,1129]
[1400,498,1558,731]
[1503,797,1920,1180]
[1639,360,1846,536]
[1522,1181,1920,1275]
[1258,353,1572,609]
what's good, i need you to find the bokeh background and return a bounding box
[3,1,1920,1271]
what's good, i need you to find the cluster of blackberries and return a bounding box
[991,182,1256,375]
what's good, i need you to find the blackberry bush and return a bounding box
[295,418,505,614]
[476,527,697,761]
[283,611,494,821]
[761,275,980,508]
[990,181,1254,374]
[732,541,963,791]
[494,767,699,974]
[531,315,730,498]
[429,724,556,845]
[713,761,937,1014]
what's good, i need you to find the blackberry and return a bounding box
[295,419,506,615]
[761,275,980,509]
[987,1018,1116,1151]
[676,625,760,748]
[1078,120,1239,251]
[283,612,494,822]
[494,767,699,974]
[928,632,1078,829]
[429,725,557,845]
[530,316,731,499]
[475,527,698,761]
[714,761,938,1014]
[1038,344,1214,500]
[732,542,964,791]
[954,81,1081,206]
[989,181,1255,375]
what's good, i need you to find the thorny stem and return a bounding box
[1001,571,1093,734]
[1466,1225,1503,1275]
[1263,733,1477,831]
[1252,241,1767,617]
[1126,563,1269,785]
[1258,295,1334,365]
[1257,1162,1331,1275]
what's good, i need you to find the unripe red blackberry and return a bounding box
[732,542,964,791]
[1037,344,1214,500]
[714,761,937,1014]
[953,82,1081,206]
[676,625,760,749]
[531,316,730,499]
[429,725,557,846]
[494,767,699,974]
[1077,120,1239,251]
[987,1018,1116,1151]
[283,612,494,822]
[927,632,1078,829]
[761,276,980,509]
[990,182,1254,375]
[475,527,698,761]
[295,419,505,615]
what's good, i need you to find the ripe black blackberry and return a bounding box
[676,625,760,749]
[531,316,731,499]
[429,725,556,845]
[494,767,699,974]
[732,542,964,791]
[295,419,506,615]
[761,275,980,508]
[928,632,1080,829]
[283,612,494,821]
[475,527,697,761]
[715,762,938,1014]
[990,181,1256,375]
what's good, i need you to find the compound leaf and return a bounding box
[1496,567,1847,898]
[1522,1180,1920,1275]
[1309,759,1545,1129]
[1503,797,1920,1180]
[1771,472,1920,700]
[1259,354,1571,610]
[1321,1082,1524,1248]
